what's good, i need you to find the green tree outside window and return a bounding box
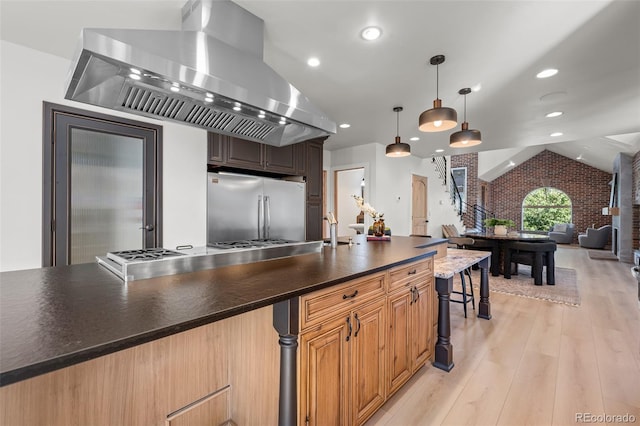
[522,187,572,231]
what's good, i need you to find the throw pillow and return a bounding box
[553,223,567,233]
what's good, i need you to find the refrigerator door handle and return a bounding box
[258,195,263,240]
[264,195,271,239]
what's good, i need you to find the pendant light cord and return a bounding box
[396,109,400,137]
[463,93,467,121]
[436,64,439,99]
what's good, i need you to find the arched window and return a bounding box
[522,187,572,231]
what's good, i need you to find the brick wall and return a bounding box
[486,150,611,243]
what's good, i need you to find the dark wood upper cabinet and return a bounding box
[264,144,296,175]
[208,133,297,175]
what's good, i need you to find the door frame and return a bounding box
[42,102,163,266]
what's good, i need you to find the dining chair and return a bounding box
[504,241,557,285]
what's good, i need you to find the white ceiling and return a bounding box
[2,0,639,179]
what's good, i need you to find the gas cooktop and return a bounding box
[96,240,323,283]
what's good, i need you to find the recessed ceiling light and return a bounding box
[307,57,320,67]
[536,68,558,79]
[435,149,444,153]
[550,132,563,137]
[170,83,180,92]
[130,68,141,75]
[576,154,583,160]
[508,161,515,167]
[129,73,141,81]
[545,111,563,118]
[233,102,241,111]
[258,111,266,119]
[410,137,420,141]
[471,84,482,92]
[339,123,351,129]
[360,26,382,41]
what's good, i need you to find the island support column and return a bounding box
[478,257,492,319]
[433,276,454,371]
[273,298,300,426]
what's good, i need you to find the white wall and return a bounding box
[326,142,462,237]
[0,41,207,271]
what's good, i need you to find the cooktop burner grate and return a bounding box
[207,239,296,249]
[107,248,185,263]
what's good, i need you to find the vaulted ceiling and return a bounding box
[2,0,639,179]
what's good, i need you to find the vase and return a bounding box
[372,218,385,237]
[494,225,507,235]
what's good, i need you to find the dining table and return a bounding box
[462,231,551,276]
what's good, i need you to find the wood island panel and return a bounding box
[0,307,279,426]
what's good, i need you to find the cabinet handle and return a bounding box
[407,269,417,275]
[346,316,352,341]
[414,286,420,302]
[354,313,361,337]
[342,290,359,300]
[409,287,415,304]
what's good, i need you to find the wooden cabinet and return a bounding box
[207,133,297,175]
[299,273,386,426]
[386,258,434,397]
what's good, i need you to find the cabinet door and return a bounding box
[226,136,264,170]
[300,317,350,426]
[207,133,225,164]
[264,144,297,174]
[412,280,434,371]
[351,299,386,426]
[306,141,323,200]
[306,200,322,241]
[386,289,413,396]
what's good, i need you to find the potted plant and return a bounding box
[484,218,516,236]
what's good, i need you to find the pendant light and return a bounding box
[419,55,457,132]
[386,107,411,157]
[449,88,482,148]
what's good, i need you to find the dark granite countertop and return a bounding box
[0,235,445,387]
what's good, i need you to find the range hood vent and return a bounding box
[64,0,335,146]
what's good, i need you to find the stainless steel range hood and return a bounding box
[64,0,335,146]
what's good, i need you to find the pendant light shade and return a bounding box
[418,55,457,132]
[386,107,411,157]
[450,88,482,148]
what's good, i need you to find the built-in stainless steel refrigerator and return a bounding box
[207,172,306,243]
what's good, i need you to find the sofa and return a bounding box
[548,223,575,244]
[578,225,612,249]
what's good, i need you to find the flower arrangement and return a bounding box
[353,195,383,221]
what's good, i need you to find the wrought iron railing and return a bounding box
[431,156,447,186]
[449,170,494,231]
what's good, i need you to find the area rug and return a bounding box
[588,250,618,261]
[467,265,580,306]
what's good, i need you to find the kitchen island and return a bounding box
[0,235,449,425]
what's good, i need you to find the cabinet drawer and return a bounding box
[388,258,433,292]
[300,272,386,330]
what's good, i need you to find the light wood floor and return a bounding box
[366,245,640,426]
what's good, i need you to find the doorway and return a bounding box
[42,102,163,266]
[411,174,429,236]
[333,167,365,236]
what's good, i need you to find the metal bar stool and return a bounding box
[448,237,476,317]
